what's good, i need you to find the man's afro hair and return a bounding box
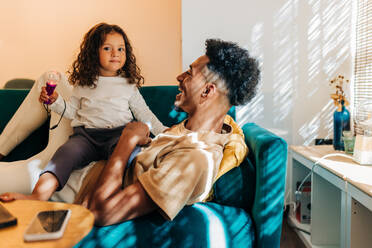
[205,39,260,106]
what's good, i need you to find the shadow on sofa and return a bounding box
[0,86,287,248]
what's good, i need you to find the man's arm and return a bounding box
[85,122,155,226]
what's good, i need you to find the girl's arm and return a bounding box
[49,89,80,120]
[128,87,167,136]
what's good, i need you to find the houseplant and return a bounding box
[329,75,351,150]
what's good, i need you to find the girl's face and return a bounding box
[98,32,126,77]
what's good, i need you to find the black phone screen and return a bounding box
[26,210,69,234]
[0,203,17,228]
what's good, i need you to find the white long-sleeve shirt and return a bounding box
[50,76,166,135]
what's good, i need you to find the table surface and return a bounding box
[0,200,94,247]
[290,145,372,198]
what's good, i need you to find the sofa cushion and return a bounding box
[74,202,254,248]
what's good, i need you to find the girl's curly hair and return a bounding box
[69,23,144,88]
[205,39,260,106]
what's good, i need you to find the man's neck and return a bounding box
[185,109,227,134]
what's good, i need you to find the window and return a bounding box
[354,0,372,134]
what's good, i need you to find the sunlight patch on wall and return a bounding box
[272,0,298,125]
[300,0,352,145]
[237,22,264,126]
[299,100,334,145]
[238,94,264,125]
[322,0,351,77]
[323,0,351,79]
[308,0,322,84]
[322,100,335,138]
[299,116,320,146]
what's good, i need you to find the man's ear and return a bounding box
[200,83,217,105]
[201,83,216,98]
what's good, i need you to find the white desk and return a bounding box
[288,145,372,248]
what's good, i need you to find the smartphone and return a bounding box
[24,209,71,242]
[0,203,17,228]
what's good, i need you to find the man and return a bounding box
[83,39,260,226]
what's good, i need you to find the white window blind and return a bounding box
[354,0,372,134]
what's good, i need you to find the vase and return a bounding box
[333,104,350,150]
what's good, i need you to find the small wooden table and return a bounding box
[0,200,94,247]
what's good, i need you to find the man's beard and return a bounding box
[173,105,184,112]
[174,98,183,112]
[173,99,184,112]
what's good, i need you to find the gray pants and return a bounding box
[41,125,140,191]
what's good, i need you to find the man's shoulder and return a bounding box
[162,121,186,135]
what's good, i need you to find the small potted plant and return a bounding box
[329,75,349,111]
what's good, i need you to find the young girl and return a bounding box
[0,23,166,202]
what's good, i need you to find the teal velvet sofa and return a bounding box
[0,86,287,248]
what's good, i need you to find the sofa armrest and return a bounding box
[0,89,29,128]
[242,123,287,248]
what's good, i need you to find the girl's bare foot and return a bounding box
[0,192,40,202]
[0,173,59,202]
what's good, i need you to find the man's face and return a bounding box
[175,55,209,113]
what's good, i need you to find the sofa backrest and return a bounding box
[0,86,235,162]
[4,78,35,89]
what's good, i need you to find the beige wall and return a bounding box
[0,0,181,87]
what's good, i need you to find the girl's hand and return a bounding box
[39,86,59,104]
[122,122,151,146]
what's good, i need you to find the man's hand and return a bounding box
[90,182,157,226]
[39,86,58,104]
[122,122,151,146]
[82,122,152,217]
